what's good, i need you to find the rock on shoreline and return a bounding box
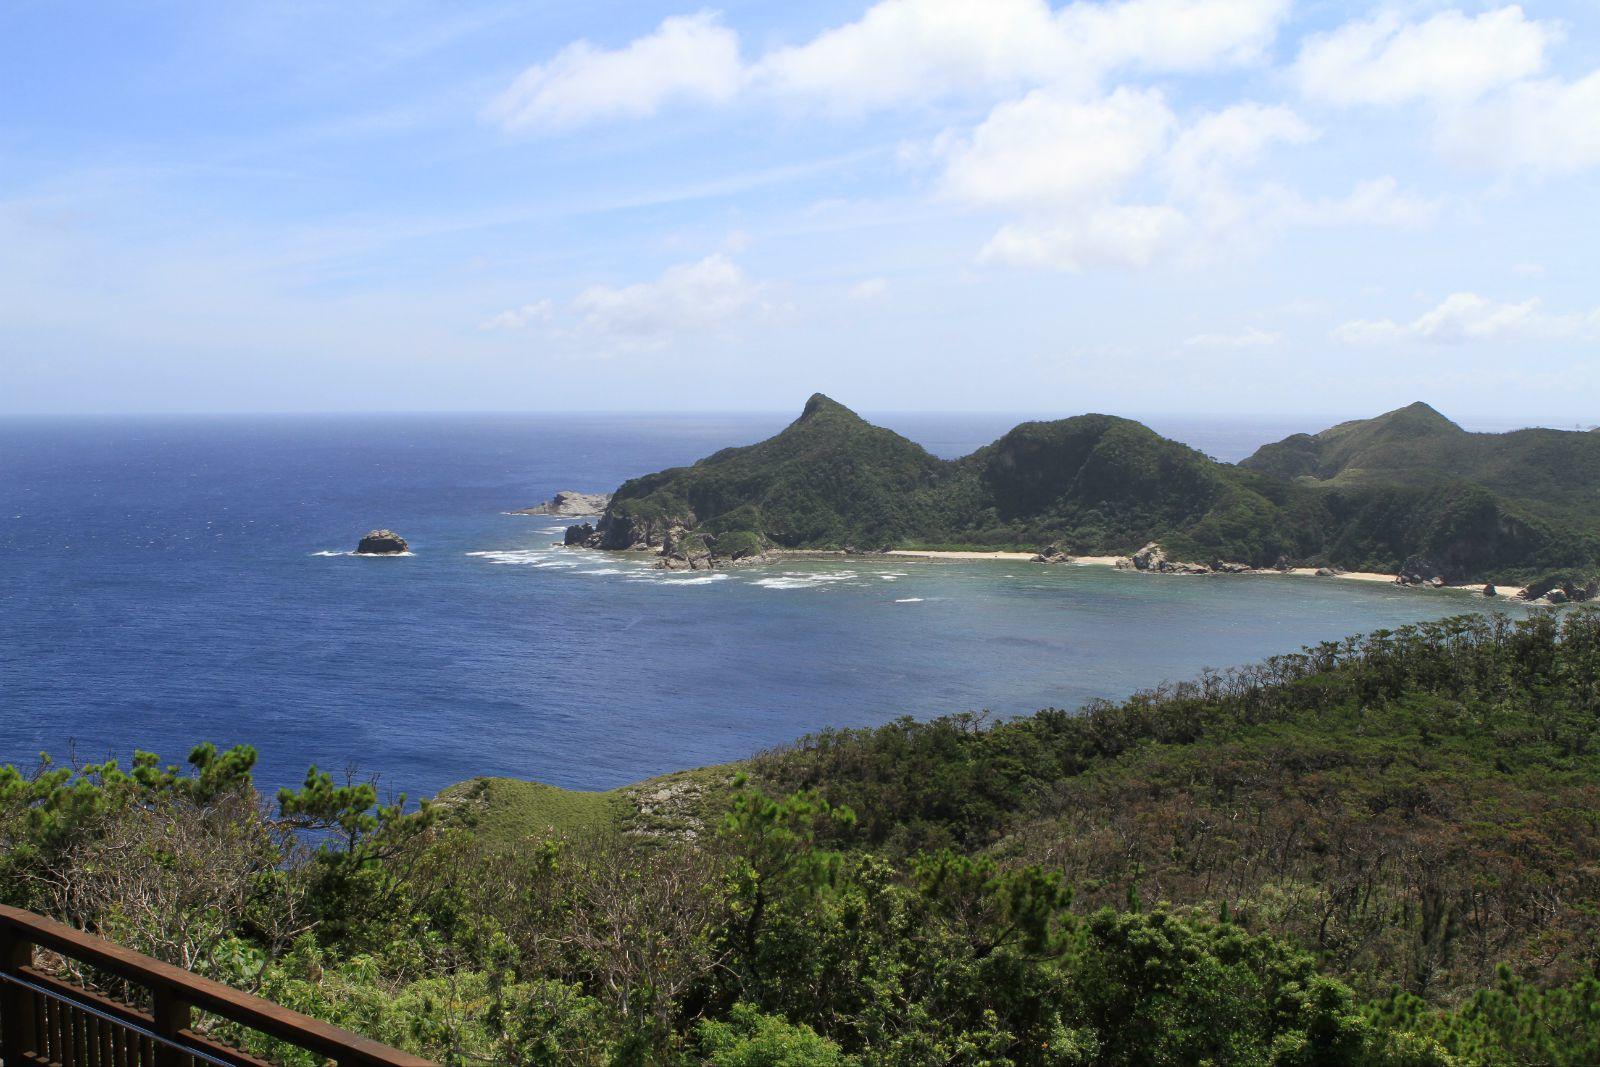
[560,516,772,571]
[515,491,611,517]
[1112,542,1216,575]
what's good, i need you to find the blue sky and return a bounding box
[2,0,1597,418]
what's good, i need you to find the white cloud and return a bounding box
[942,87,1174,208]
[1293,6,1556,107]
[755,0,1288,111]
[939,87,1189,270]
[478,299,553,331]
[755,0,1075,111]
[979,204,1187,270]
[1275,176,1438,228]
[1183,325,1281,349]
[494,0,1292,130]
[1435,69,1600,176]
[1166,103,1314,196]
[848,277,889,300]
[1058,0,1288,73]
[1334,292,1599,346]
[486,11,742,132]
[940,89,1419,271]
[570,254,761,345]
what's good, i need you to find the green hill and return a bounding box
[596,393,963,552]
[1243,402,1600,526]
[583,395,1600,581]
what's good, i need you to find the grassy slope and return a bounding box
[444,765,740,852]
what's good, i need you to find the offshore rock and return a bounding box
[1483,584,1498,597]
[356,530,408,555]
[563,523,596,547]
[1032,543,1073,564]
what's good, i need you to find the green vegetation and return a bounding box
[438,777,627,847]
[591,395,1600,580]
[6,611,1600,1063]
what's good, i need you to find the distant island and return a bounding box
[563,394,1599,594]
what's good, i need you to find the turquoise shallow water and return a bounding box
[0,413,1526,797]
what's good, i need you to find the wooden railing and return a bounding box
[0,906,432,1067]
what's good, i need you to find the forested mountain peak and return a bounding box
[583,395,1599,579]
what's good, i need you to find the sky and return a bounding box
[2,0,1597,419]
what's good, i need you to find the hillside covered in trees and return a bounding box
[5,610,1600,1064]
[581,395,1599,582]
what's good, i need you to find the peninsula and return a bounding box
[565,394,1599,591]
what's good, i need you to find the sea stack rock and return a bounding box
[356,529,409,555]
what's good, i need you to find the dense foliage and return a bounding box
[5,611,1600,1063]
[593,395,1598,579]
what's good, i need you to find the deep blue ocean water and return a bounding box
[0,412,1529,798]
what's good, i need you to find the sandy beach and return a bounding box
[878,550,1529,598]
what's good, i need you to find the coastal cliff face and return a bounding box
[566,394,1599,582]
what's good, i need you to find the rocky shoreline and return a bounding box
[546,529,1582,603]
[514,490,612,517]
[560,517,772,571]
[540,488,1574,602]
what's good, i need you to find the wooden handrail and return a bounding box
[0,905,433,1067]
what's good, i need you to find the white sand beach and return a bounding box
[876,550,1530,598]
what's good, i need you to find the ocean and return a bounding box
[0,412,1529,798]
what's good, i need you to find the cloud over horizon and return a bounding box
[5,0,1600,415]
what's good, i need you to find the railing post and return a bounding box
[0,922,39,1065]
[151,981,192,1067]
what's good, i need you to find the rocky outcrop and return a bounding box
[1519,574,1598,604]
[654,532,772,571]
[1395,555,1447,586]
[1131,543,1167,571]
[356,530,408,555]
[560,516,771,571]
[1483,584,1498,597]
[1212,561,1253,574]
[1115,542,1211,575]
[1315,566,1344,577]
[516,491,612,516]
[1032,544,1073,564]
